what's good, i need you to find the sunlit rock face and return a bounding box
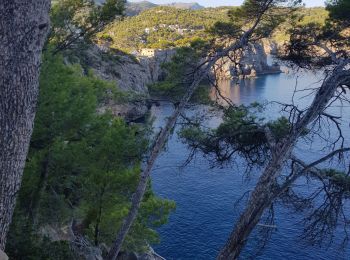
[69,42,280,120]
[72,45,175,121]
[213,42,282,79]
[261,38,279,55]
[82,42,278,93]
[83,45,175,94]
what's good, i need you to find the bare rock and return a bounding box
[214,42,281,79]
[0,249,8,260]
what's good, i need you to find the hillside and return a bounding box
[100,6,231,51]
[272,7,329,43]
[99,6,328,52]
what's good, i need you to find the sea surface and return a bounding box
[150,68,350,259]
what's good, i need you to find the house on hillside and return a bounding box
[140,48,160,57]
[139,48,177,60]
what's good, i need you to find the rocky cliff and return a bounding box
[88,42,279,92]
[260,39,279,55]
[86,42,278,93]
[71,42,279,120]
[39,223,164,260]
[70,45,175,121]
[213,42,281,79]
[84,45,175,93]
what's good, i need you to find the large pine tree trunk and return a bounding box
[217,143,294,259]
[217,68,350,259]
[0,0,50,250]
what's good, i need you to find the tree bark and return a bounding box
[0,0,50,250]
[217,68,350,259]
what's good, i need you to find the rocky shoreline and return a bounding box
[88,41,281,94]
[213,42,282,79]
[118,248,166,260]
[82,41,282,121]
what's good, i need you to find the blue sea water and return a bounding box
[150,70,350,259]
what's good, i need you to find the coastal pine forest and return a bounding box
[0,0,349,260]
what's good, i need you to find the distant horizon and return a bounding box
[128,0,325,7]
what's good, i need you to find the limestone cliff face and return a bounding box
[84,45,175,94]
[78,45,175,121]
[87,43,277,93]
[260,39,279,55]
[213,42,281,79]
[75,43,279,119]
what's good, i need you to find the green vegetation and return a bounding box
[271,7,329,43]
[326,0,350,21]
[4,1,346,258]
[5,2,175,258]
[98,6,329,52]
[50,0,125,53]
[149,40,212,104]
[179,104,271,165]
[99,6,232,51]
[5,54,175,259]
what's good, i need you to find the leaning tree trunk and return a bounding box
[106,69,208,260]
[106,8,271,257]
[0,0,50,250]
[217,68,350,259]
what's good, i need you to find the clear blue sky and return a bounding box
[129,0,325,7]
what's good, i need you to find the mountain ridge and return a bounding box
[164,2,204,10]
[126,1,205,15]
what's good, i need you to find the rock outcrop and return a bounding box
[68,42,279,119]
[118,247,166,260]
[213,42,281,79]
[69,45,174,121]
[84,43,278,92]
[0,249,8,260]
[260,39,279,55]
[84,45,175,94]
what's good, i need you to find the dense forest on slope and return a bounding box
[6,52,175,259]
[3,1,175,258]
[99,6,328,52]
[99,6,232,51]
[2,0,349,259]
[271,6,329,42]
